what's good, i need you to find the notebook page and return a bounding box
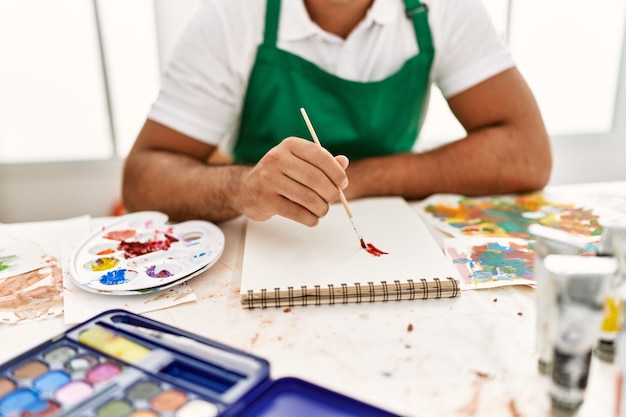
[240,197,459,295]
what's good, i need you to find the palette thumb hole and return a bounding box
[0,309,400,417]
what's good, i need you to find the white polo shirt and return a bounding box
[148,0,514,149]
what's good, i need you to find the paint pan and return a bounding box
[527,224,591,376]
[544,254,617,417]
[0,309,400,417]
[69,212,225,295]
[594,217,626,363]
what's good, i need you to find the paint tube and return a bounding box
[595,218,626,363]
[544,254,617,417]
[528,224,591,376]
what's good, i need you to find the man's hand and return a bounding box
[233,137,349,226]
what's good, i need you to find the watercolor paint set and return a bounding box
[69,212,225,295]
[0,309,400,417]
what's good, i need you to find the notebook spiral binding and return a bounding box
[243,277,460,309]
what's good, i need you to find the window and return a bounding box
[419,0,626,149]
[0,0,159,163]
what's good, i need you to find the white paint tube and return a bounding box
[528,224,591,375]
[544,254,617,417]
[595,218,626,363]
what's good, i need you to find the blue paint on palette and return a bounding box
[33,371,71,393]
[99,270,129,285]
[0,388,41,415]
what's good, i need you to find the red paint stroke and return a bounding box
[118,234,179,258]
[360,238,388,257]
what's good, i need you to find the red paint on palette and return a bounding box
[360,238,388,257]
[118,234,179,258]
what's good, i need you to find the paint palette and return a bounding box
[69,212,225,295]
[0,309,400,417]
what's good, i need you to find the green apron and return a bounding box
[233,0,434,164]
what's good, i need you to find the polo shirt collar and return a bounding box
[280,0,403,42]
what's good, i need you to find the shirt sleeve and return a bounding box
[427,0,515,98]
[148,0,261,146]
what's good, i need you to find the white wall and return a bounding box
[0,0,624,223]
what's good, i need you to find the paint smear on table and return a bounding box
[419,193,602,240]
[444,238,536,290]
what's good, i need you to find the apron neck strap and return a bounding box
[263,0,281,46]
[404,0,433,54]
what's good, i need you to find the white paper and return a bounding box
[240,197,459,295]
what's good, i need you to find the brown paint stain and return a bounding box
[0,268,52,297]
[0,258,63,322]
[474,371,491,379]
[0,285,61,309]
[250,333,260,347]
[457,371,492,416]
[517,312,523,316]
[508,399,522,417]
[407,323,414,332]
[493,298,498,302]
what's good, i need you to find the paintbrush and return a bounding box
[300,107,367,249]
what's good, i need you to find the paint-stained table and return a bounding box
[2,181,625,417]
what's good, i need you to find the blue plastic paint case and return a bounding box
[0,309,400,417]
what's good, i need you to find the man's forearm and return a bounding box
[123,149,250,223]
[344,124,552,200]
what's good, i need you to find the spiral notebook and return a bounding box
[239,197,460,308]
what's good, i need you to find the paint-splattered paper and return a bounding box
[0,216,91,324]
[444,238,536,290]
[417,193,602,240]
[0,233,48,281]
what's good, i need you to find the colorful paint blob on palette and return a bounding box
[69,212,225,295]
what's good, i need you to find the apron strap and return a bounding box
[263,0,281,46]
[404,0,434,54]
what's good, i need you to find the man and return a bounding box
[123,0,551,227]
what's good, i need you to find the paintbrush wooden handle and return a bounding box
[338,190,353,218]
[300,108,355,218]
